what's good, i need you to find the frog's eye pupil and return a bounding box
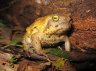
[52,15,59,22]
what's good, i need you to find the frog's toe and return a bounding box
[36,50,50,61]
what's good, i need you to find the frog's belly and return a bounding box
[40,36,63,46]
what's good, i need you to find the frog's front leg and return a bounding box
[63,36,71,51]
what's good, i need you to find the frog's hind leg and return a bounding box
[31,34,46,55]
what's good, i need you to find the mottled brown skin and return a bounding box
[22,14,71,55]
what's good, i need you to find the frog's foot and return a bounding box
[36,50,50,61]
[25,48,34,57]
[24,49,49,61]
[36,50,47,56]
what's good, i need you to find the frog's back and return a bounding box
[26,15,51,34]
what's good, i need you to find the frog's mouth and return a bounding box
[56,28,65,34]
[50,28,64,35]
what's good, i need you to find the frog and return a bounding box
[22,14,71,56]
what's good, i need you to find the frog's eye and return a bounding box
[52,15,59,22]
